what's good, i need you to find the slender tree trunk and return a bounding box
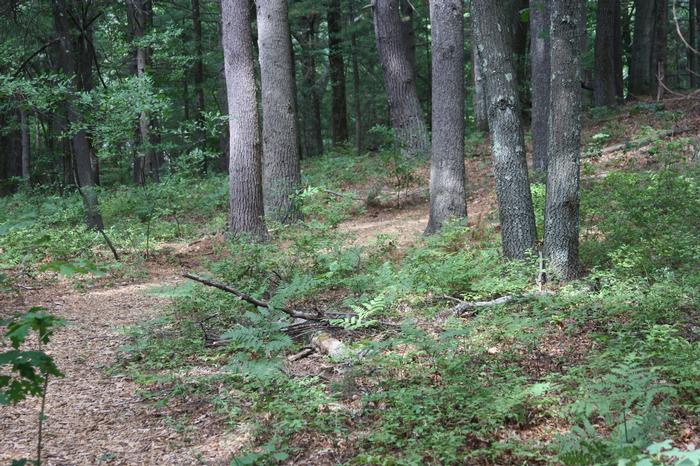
[426,0,467,234]
[544,0,585,280]
[695,0,700,86]
[328,0,349,145]
[373,0,430,159]
[348,0,363,152]
[256,0,302,223]
[52,0,103,230]
[530,0,550,175]
[511,0,529,97]
[192,0,206,155]
[472,45,489,132]
[20,108,30,180]
[472,0,537,259]
[221,0,267,240]
[299,13,324,158]
[651,0,667,99]
[613,0,625,101]
[594,0,618,106]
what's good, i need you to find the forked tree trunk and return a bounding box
[472,0,537,259]
[544,0,585,280]
[328,0,349,145]
[373,0,430,159]
[594,0,618,106]
[530,0,550,175]
[425,0,467,234]
[221,0,267,240]
[256,0,302,223]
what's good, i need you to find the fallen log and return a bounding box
[590,125,690,158]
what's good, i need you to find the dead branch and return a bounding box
[184,273,325,321]
[288,347,316,362]
[451,291,553,316]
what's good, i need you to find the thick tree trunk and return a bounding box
[328,0,349,145]
[471,42,489,132]
[299,13,324,158]
[256,0,302,223]
[221,0,267,240]
[472,0,537,259]
[425,0,467,234]
[594,0,618,106]
[19,108,30,180]
[544,0,585,280]
[373,0,430,159]
[52,0,103,230]
[192,0,206,154]
[630,0,661,96]
[530,0,550,175]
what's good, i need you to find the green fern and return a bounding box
[331,294,385,330]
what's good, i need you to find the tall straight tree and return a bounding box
[51,0,104,230]
[192,0,206,151]
[472,0,537,259]
[629,0,666,97]
[544,0,585,279]
[221,0,267,240]
[613,0,624,101]
[297,13,324,158]
[471,42,489,132]
[328,0,349,145]
[373,0,430,159]
[530,0,550,175]
[425,0,467,234]
[594,0,618,106]
[256,0,302,223]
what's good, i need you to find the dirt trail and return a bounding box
[0,274,242,465]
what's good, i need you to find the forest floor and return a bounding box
[1,98,700,465]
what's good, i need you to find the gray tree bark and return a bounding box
[373,0,430,159]
[256,0,302,223]
[530,0,550,175]
[425,0,467,234]
[544,0,585,280]
[222,0,267,240]
[472,0,537,259]
[52,0,103,230]
[594,0,618,106]
[630,0,663,96]
[472,43,489,132]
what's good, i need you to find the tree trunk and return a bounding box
[472,0,537,259]
[695,0,700,86]
[511,0,529,97]
[544,0,585,280]
[328,0,349,145]
[373,0,430,159]
[530,0,550,175]
[192,0,206,156]
[52,0,103,230]
[19,108,30,180]
[348,0,363,152]
[221,0,267,240]
[472,45,489,132]
[651,0,667,99]
[613,0,625,101]
[256,0,302,223]
[630,0,659,96]
[594,0,618,106]
[299,13,324,158]
[425,0,467,234]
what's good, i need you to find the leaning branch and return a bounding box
[183,273,324,321]
[451,291,553,316]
